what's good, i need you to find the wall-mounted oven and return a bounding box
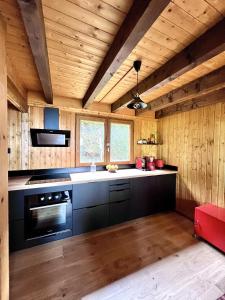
[25,190,72,241]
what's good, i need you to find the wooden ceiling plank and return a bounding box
[43,0,118,35]
[112,18,225,112]
[17,0,53,104]
[67,0,128,26]
[42,5,113,44]
[172,0,223,26]
[137,65,225,115]
[46,30,106,58]
[155,87,225,118]
[44,19,110,52]
[82,0,171,108]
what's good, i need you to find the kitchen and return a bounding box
[1,0,225,299]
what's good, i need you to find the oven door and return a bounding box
[26,200,72,239]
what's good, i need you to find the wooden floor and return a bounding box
[10,212,225,300]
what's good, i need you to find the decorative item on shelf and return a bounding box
[142,139,148,144]
[137,139,144,144]
[106,164,118,173]
[137,137,159,145]
[150,133,155,144]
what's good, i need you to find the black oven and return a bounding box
[25,190,72,240]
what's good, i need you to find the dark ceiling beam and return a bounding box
[155,88,225,119]
[82,0,171,108]
[112,18,225,112]
[137,64,225,116]
[7,78,28,113]
[17,0,53,104]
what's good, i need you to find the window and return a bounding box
[76,116,133,166]
[76,116,106,165]
[109,120,133,163]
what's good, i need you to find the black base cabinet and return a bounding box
[129,174,176,220]
[73,204,109,235]
[9,174,176,251]
[109,200,129,226]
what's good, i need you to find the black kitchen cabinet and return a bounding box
[73,181,109,209]
[73,204,109,235]
[155,174,176,212]
[129,176,158,219]
[109,200,129,226]
[9,190,24,221]
[129,175,176,219]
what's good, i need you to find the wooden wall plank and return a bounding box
[157,102,225,219]
[0,15,9,300]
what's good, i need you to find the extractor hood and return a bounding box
[30,108,70,147]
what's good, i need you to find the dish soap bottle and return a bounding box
[90,162,96,172]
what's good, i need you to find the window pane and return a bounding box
[80,119,105,163]
[110,123,131,162]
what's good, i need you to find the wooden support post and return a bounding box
[0,15,9,300]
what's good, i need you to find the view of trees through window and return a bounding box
[110,123,130,162]
[80,119,105,163]
[78,117,132,165]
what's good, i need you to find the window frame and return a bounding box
[76,115,134,166]
[107,119,134,165]
[76,115,108,167]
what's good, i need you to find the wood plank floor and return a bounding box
[10,212,225,300]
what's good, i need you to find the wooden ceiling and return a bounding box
[0,0,41,92]
[2,0,225,116]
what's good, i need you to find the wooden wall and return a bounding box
[8,106,157,170]
[157,103,225,219]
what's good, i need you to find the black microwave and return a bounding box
[30,129,70,147]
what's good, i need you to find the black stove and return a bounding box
[26,173,71,185]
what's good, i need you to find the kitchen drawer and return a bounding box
[109,200,128,226]
[109,179,130,191]
[73,204,109,235]
[73,181,109,209]
[109,189,130,203]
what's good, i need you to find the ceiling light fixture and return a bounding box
[127,60,147,110]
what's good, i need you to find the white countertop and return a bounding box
[8,169,177,191]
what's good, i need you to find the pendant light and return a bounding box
[127,60,147,110]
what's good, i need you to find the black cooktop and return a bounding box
[26,173,71,185]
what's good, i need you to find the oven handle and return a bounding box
[29,202,68,211]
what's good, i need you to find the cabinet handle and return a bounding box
[111,183,129,186]
[113,189,129,192]
[114,200,128,204]
[86,205,99,209]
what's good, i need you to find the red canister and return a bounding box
[155,159,164,169]
[136,157,145,169]
[147,161,156,171]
